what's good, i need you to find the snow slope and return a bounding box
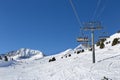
[0,33,120,80]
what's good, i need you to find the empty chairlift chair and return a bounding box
[77,37,89,42]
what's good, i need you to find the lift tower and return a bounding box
[83,21,103,63]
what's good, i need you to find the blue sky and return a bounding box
[0,0,120,55]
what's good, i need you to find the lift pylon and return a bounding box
[82,21,103,63]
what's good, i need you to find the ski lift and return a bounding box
[77,37,89,42]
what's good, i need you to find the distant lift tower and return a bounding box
[83,21,103,63]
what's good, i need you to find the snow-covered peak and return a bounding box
[54,49,74,58]
[74,43,90,51]
[74,44,86,50]
[61,49,73,54]
[6,48,44,60]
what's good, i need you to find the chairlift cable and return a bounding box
[69,0,84,37]
[96,2,106,19]
[91,0,101,20]
[69,0,83,27]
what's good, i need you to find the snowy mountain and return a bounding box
[0,32,120,80]
[0,48,44,61]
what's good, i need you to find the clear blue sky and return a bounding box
[0,0,120,55]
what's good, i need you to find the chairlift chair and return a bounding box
[77,37,89,42]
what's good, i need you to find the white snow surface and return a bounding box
[0,33,120,80]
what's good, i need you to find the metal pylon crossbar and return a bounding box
[83,21,103,31]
